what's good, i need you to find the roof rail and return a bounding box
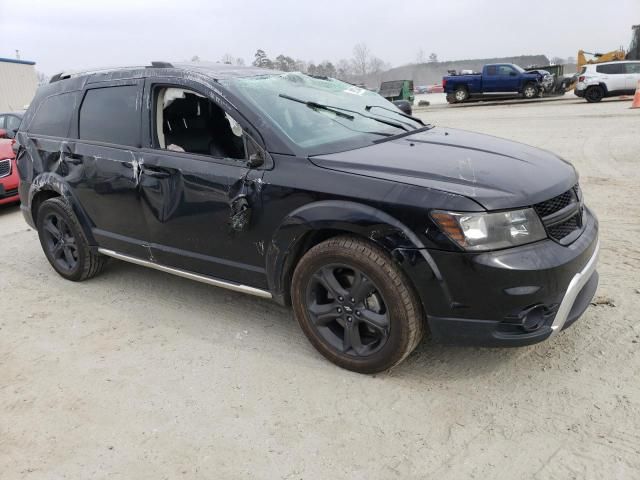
[49,62,174,83]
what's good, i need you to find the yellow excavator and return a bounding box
[577,25,640,70]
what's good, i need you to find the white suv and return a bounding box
[575,61,640,102]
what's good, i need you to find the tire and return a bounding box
[291,236,425,373]
[36,197,107,281]
[585,86,604,103]
[522,83,539,99]
[453,86,469,103]
[446,93,456,104]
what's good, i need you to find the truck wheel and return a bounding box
[291,236,425,374]
[522,83,539,99]
[36,197,107,281]
[585,86,604,103]
[454,86,469,103]
[446,93,456,104]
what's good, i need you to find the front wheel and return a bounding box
[522,83,539,99]
[291,236,425,373]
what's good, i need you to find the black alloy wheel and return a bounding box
[41,212,79,272]
[306,264,390,357]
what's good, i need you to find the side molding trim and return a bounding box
[98,248,273,299]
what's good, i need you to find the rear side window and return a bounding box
[79,85,140,146]
[625,63,640,74]
[486,66,497,75]
[29,92,79,137]
[596,63,624,74]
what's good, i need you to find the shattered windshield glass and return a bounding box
[220,72,423,154]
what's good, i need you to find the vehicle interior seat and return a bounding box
[162,91,244,159]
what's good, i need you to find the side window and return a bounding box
[29,92,79,137]
[486,66,497,75]
[596,64,624,74]
[79,85,140,146]
[6,116,21,131]
[624,63,640,74]
[0,116,5,128]
[153,86,246,160]
[497,65,515,76]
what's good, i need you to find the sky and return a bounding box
[1,0,638,75]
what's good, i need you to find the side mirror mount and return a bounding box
[246,151,264,169]
[0,128,7,139]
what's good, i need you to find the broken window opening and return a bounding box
[154,87,246,160]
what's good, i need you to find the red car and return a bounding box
[0,137,19,205]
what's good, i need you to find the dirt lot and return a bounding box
[1,95,639,480]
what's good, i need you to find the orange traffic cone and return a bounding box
[632,80,640,109]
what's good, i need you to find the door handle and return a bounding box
[142,167,171,178]
[64,153,83,165]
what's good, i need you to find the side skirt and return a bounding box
[97,248,273,300]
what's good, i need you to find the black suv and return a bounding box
[15,63,599,373]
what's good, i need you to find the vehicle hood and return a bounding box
[309,127,578,211]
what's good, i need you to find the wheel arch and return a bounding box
[29,173,97,245]
[265,200,439,306]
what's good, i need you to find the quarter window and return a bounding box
[29,92,80,137]
[625,63,640,74]
[79,85,140,146]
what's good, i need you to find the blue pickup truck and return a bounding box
[443,64,545,103]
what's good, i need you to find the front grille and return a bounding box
[0,159,11,178]
[547,213,581,240]
[534,184,584,244]
[534,189,574,218]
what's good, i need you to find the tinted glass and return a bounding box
[486,66,497,75]
[625,62,640,74]
[79,85,140,146]
[29,92,79,137]
[596,63,624,74]
[498,65,515,75]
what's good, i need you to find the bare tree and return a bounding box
[416,49,426,64]
[352,43,371,79]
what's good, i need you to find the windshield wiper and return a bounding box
[279,93,409,132]
[364,105,425,126]
[279,94,355,120]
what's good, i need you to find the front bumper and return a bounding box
[398,208,599,347]
[0,163,20,205]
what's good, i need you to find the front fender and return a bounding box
[265,200,444,305]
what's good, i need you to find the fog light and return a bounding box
[504,304,558,333]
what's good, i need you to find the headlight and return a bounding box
[431,208,546,251]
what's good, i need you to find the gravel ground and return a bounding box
[1,95,639,480]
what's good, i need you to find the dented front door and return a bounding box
[137,150,267,288]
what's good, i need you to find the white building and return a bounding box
[0,57,38,112]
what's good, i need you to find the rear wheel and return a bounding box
[291,236,425,373]
[585,85,605,103]
[36,197,107,281]
[454,86,469,103]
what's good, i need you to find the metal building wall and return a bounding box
[0,58,38,111]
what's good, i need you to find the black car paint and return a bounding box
[16,64,598,347]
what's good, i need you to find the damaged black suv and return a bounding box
[16,62,599,373]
